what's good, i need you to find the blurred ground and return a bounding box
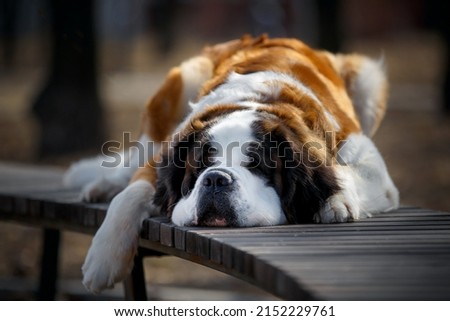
[0,30,449,299]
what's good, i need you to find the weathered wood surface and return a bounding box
[0,162,449,300]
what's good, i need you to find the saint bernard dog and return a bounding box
[64,35,399,293]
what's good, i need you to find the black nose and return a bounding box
[202,169,234,191]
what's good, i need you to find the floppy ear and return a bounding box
[281,156,340,224]
[267,126,340,224]
[153,134,191,217]
[328,53,389,137]
[153,130,205,217]
[153,150,183,217]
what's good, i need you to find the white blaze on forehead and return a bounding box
[190,71,323,112]
[208,109,258,166]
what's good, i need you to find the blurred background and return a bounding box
[0,0,449,300]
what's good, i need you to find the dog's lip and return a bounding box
[207,217,228,227]
[188,215,228,227]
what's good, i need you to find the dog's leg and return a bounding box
[82,176,157,293]
[82,163,158,293]
[77,133,154,202]
[81,56,214,293]
[314,133,399,223]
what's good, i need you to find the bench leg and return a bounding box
[37,228,60,300]
[123,250,148,300]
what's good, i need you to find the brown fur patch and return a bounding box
[143,67,184,142]
[195,36,361,144]
[131,159,158,186]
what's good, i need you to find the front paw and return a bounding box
[314,192,361,223]
[82,226,137,293]
[81,177,126,203]
[82,192,137,293]
[81,180,154,293]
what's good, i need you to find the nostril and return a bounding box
[203,177,213,187]
[217,177,225,187]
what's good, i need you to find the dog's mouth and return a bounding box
[199,215,229,227]
[195,199,238,227]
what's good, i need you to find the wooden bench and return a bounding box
[1,162,450,300]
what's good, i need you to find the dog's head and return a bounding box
[153,38,388,227]
[153,105,338,227]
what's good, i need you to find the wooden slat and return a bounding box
[1,162,450,300]
[160,221,175,247]
[209,238,224,265]
[174,225,190,251]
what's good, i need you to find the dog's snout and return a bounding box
[196,169,237,227]
[202,170,233,190]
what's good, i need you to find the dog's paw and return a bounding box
[313,191,361,223]
[81,177,126,203]
[81,196,138,293]
[82,232,136,294]
[63,157,108,188]
[81,180,155,293]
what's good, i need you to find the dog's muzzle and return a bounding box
[195,169,238,227]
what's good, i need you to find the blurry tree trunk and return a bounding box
[317,0,342,52]
[32,0,103,157]
[0,0,20,69]
[425,0,450,115]
[149,0,178,55]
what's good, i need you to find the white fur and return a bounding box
[63,156,114,188]
[351,58,386,136]
[337,133,399,213]
[175,70,322,135]
[190,71,322,112]
[208,110,257,166]
[179,56,214,117]
[82,180,157,293]
[315,133,399,223]
[314,165,361,223]
[64,134,156,202]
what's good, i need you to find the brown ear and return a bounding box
[142,55,214,143]
[327,53,389,137]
